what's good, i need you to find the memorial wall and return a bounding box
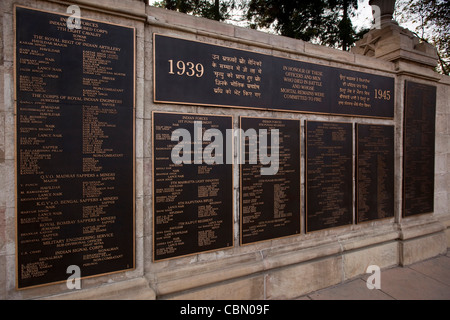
[0,0,449,300]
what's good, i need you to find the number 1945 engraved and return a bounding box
[168,60,204,78]
[374,89,391,100]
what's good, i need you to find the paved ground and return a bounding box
[297,251,450,300]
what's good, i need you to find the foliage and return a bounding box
[154,0,366,51]
[245,0,362,50]
[154,0,238,21]
[395,0,450,75]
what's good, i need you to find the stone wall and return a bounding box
[0,0,449,300]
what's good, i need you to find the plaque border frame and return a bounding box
[14,5,137,290]
[304,120,354,233]
[355,123,395,224]
[151,111,235,262]
[153,33,395,120]
[239,116,302,246]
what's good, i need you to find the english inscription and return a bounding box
[15,6,135,289]
[356,124,394,223]
[152,112,233,261]
[240,117,301,244]
[403,81,436,217]
[154,34,394,118]
[306,121,353,232]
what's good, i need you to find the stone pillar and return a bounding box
[352,0,438,69]
[353,0,448,265]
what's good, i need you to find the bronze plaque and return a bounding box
[152,112,234,261]
[356,124,395,223]
[15,7,135,288]
[403,81,436,217]
[240,117,301,245]
[306,121,353,232]
[154,34,394,118]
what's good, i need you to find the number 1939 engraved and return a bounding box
[168,60,204,78]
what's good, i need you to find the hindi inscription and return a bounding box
[154,34,394,118]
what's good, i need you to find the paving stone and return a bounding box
[307,278,393,300]
[379,267,450,300]
[409,256,450,286]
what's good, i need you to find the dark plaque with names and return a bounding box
[240,117,301,245]
[154,34,395,118]
[15,6,135,289]
[152,112,234,261]
[403,81,436,217]
[306,121,353,232]
[356,124,394,223]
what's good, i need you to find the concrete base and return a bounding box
[40,278,156,300]
[441,217,450,248]
[152,226,402,300]
[37,218,447,300]
[399,218,448,266]
[38,229,447,300]
[151,219,449,300]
